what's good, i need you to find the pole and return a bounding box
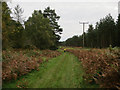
[79,22,89,48]
[83,23,85,47]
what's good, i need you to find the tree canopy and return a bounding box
[64,14,120,48]
[2,2,63,50]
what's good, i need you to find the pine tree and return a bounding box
[43,7,63,47]
[2,2,12,49]
[116,14,120,46]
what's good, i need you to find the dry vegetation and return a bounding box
[2,49,61,81]
[66,48,120,89]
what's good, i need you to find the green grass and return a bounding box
[3,51,99,88]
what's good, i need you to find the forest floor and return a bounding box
[3,50,99,88]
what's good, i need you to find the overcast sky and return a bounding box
[7,0,120,41]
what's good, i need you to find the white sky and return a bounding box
[7,0,120,41]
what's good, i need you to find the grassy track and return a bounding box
[3,52,99,88]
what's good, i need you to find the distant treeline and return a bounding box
[62,14,120,48]
[2,2,63,50]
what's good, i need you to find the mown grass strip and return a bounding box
[3,52,99,88]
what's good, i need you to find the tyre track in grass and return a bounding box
[33,53,66,88]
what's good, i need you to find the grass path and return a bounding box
[3,52,99,88]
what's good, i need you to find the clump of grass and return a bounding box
[16,78,28,88]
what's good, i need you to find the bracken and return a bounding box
[66,48,120,89]
[2,49,61,81]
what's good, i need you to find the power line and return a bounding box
[79,22,89,48]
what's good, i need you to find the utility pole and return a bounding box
[79,22,89,48]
